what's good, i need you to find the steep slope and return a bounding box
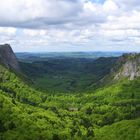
[113,53,140,80]
[0,44,20,72]
[96,53,140,88]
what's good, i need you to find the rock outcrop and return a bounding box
[114,53,140,80]
[0,44,20,72]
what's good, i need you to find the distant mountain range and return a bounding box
[16,51,124,62]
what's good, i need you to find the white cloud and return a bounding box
[0,27,16,44]
[0,0,140,52]
[23,29,46,37]
[103,0,118,13]
[0,27,16,35]
[0,0,83,28]
[114,0,140,11]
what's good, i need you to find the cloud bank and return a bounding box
[0,0,140,52]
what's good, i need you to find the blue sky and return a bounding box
[0,0,140,52]
[91,0,105,4]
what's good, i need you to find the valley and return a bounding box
[1,0,140,139]
[19,56,118,92]
[0,44,140,140]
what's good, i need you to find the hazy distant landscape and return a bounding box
[16,52,123,60]
[18,52,118,92]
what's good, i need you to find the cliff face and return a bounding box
[0,44,20,72]
[114,53,140,80]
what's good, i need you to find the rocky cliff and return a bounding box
[114,53,140,80]
[0,44,20,72]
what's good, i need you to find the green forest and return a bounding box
[0,54,140,140]
[19,57,118,92]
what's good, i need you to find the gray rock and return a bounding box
[0,44,20,72]
[114,53,140,80]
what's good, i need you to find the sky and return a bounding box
[0,0,140,52]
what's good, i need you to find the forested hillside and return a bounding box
[0,53,140,139]
[0,45,140,140]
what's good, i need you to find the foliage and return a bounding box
[20,57,117,92]
[0,63,140,140]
